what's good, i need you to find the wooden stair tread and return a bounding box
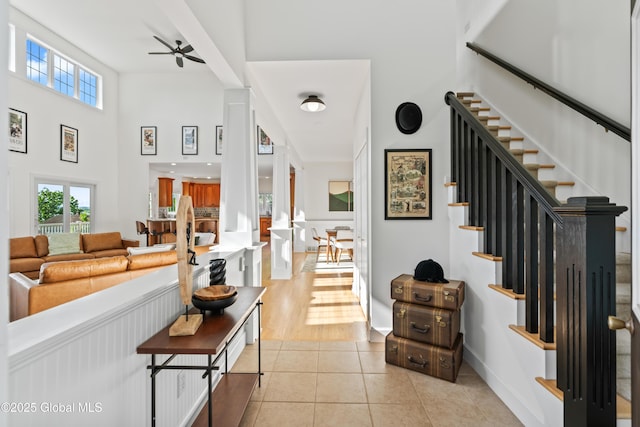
[472,252,502,262]
[538,164,555,169]
[444,182,457,187]
[508,325,556,350]
[616,226,628,232]
[448,202,469,207]
[459,225,483,231]
[523,149,539,154]
[488,284,525,300]
[534,378,631,419]
[557,181,575,186]
[471,107,490,112]
[456,91,474,98]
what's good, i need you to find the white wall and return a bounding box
[117,72,224,237]
[8,8,120,236]
[458,0,631,217]
[245,0,457,330]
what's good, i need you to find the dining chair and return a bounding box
[330,229,354,265]
[312,227,332,262]
[136,221,150,246]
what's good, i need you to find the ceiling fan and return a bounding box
[148,36,205,68]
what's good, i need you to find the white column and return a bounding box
[270,145,293,279]
[292,168,306,252]
[219,88,260,248]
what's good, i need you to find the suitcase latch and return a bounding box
[393,286,403,294]
[439,356,450,369]
[396,308,406,318]
[390,345,398,354]
[435,315,447,327]
[443,291,455,302]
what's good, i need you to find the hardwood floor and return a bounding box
[260,244,368,342]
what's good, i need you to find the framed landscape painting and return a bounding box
[9,108,27,153]
[141,126,157,155]
[384,148,432,219]
[60,124,78,163]
[182,126,198,155]
[329,181,354,211]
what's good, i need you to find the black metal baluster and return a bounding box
[525,193,539,334]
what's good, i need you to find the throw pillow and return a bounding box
[195,232,216,246]
[47,233,82,256]
[127,246,172,256]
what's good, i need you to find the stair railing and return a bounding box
[445,90,559,342]
[445,91,627,426]
[466,42,631,142]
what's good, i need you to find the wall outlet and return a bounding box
[177,370,186,398]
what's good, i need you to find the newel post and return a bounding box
[554,197,627,427]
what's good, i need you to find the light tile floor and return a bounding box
[232,340,523,427]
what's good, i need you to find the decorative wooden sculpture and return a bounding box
[169,195,203,336]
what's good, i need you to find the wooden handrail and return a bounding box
[466,42,631,142]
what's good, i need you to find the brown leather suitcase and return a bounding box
[392,301,460,348]
[391,274,465,311]
[385,332,463,382]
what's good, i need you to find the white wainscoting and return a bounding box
[7,248,250,427]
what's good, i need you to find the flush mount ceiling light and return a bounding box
[300,95,326,112]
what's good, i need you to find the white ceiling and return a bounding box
[9,0,369,178]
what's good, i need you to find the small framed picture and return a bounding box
[215,125,223,155]
[9,108,27,153]
[182,126,198,155]
[141,126,157,155]
[257,125,273,155]
[60,124,78,163]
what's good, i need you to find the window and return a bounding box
[24,35,102,108]
[79,69,97,106]
[36,180,93,235]
[53,54,74,96]
[26,39,47,85]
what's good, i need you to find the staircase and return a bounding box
[447,92,631,426]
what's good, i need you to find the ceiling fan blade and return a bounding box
[153,35,175,52]
[176,56,184,68]
[148,52,173,55]
[185,54,205,64]
[181,44,194,54]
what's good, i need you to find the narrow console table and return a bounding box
[137,286,266,427]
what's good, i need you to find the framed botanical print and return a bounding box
[9,108,27,153]
[216,125,223,155]
[384,149,432,219]
[141,126,157,155]
[60,124,79,163]
[257,126,273,155]
[182,126,198,155]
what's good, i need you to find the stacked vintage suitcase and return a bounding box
[386,274,465,382]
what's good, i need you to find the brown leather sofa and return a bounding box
[9,232,139,279]
[9,250,178,321]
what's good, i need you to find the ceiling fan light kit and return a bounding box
[300,95,326,112]
[148,36,205,68]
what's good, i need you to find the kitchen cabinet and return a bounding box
[260,217,271,237]
[158,177,174,207]
[182,183,221,207]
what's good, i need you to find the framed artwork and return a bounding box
[215,125,223,155]
[182,126,198,155]
[257,126,273,155]
[9,108,27,153]
[141,126,157,155]
[384,149,432,219]
[60,124,79,163]
[329,181,354,212]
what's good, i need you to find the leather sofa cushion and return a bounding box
[42,253,95,263]
[128,251,177,270]
[10,237,37,258]
[35,235,49,257]
[82,232,124,253]
[40,256,129,283]
[10,257,44,274]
